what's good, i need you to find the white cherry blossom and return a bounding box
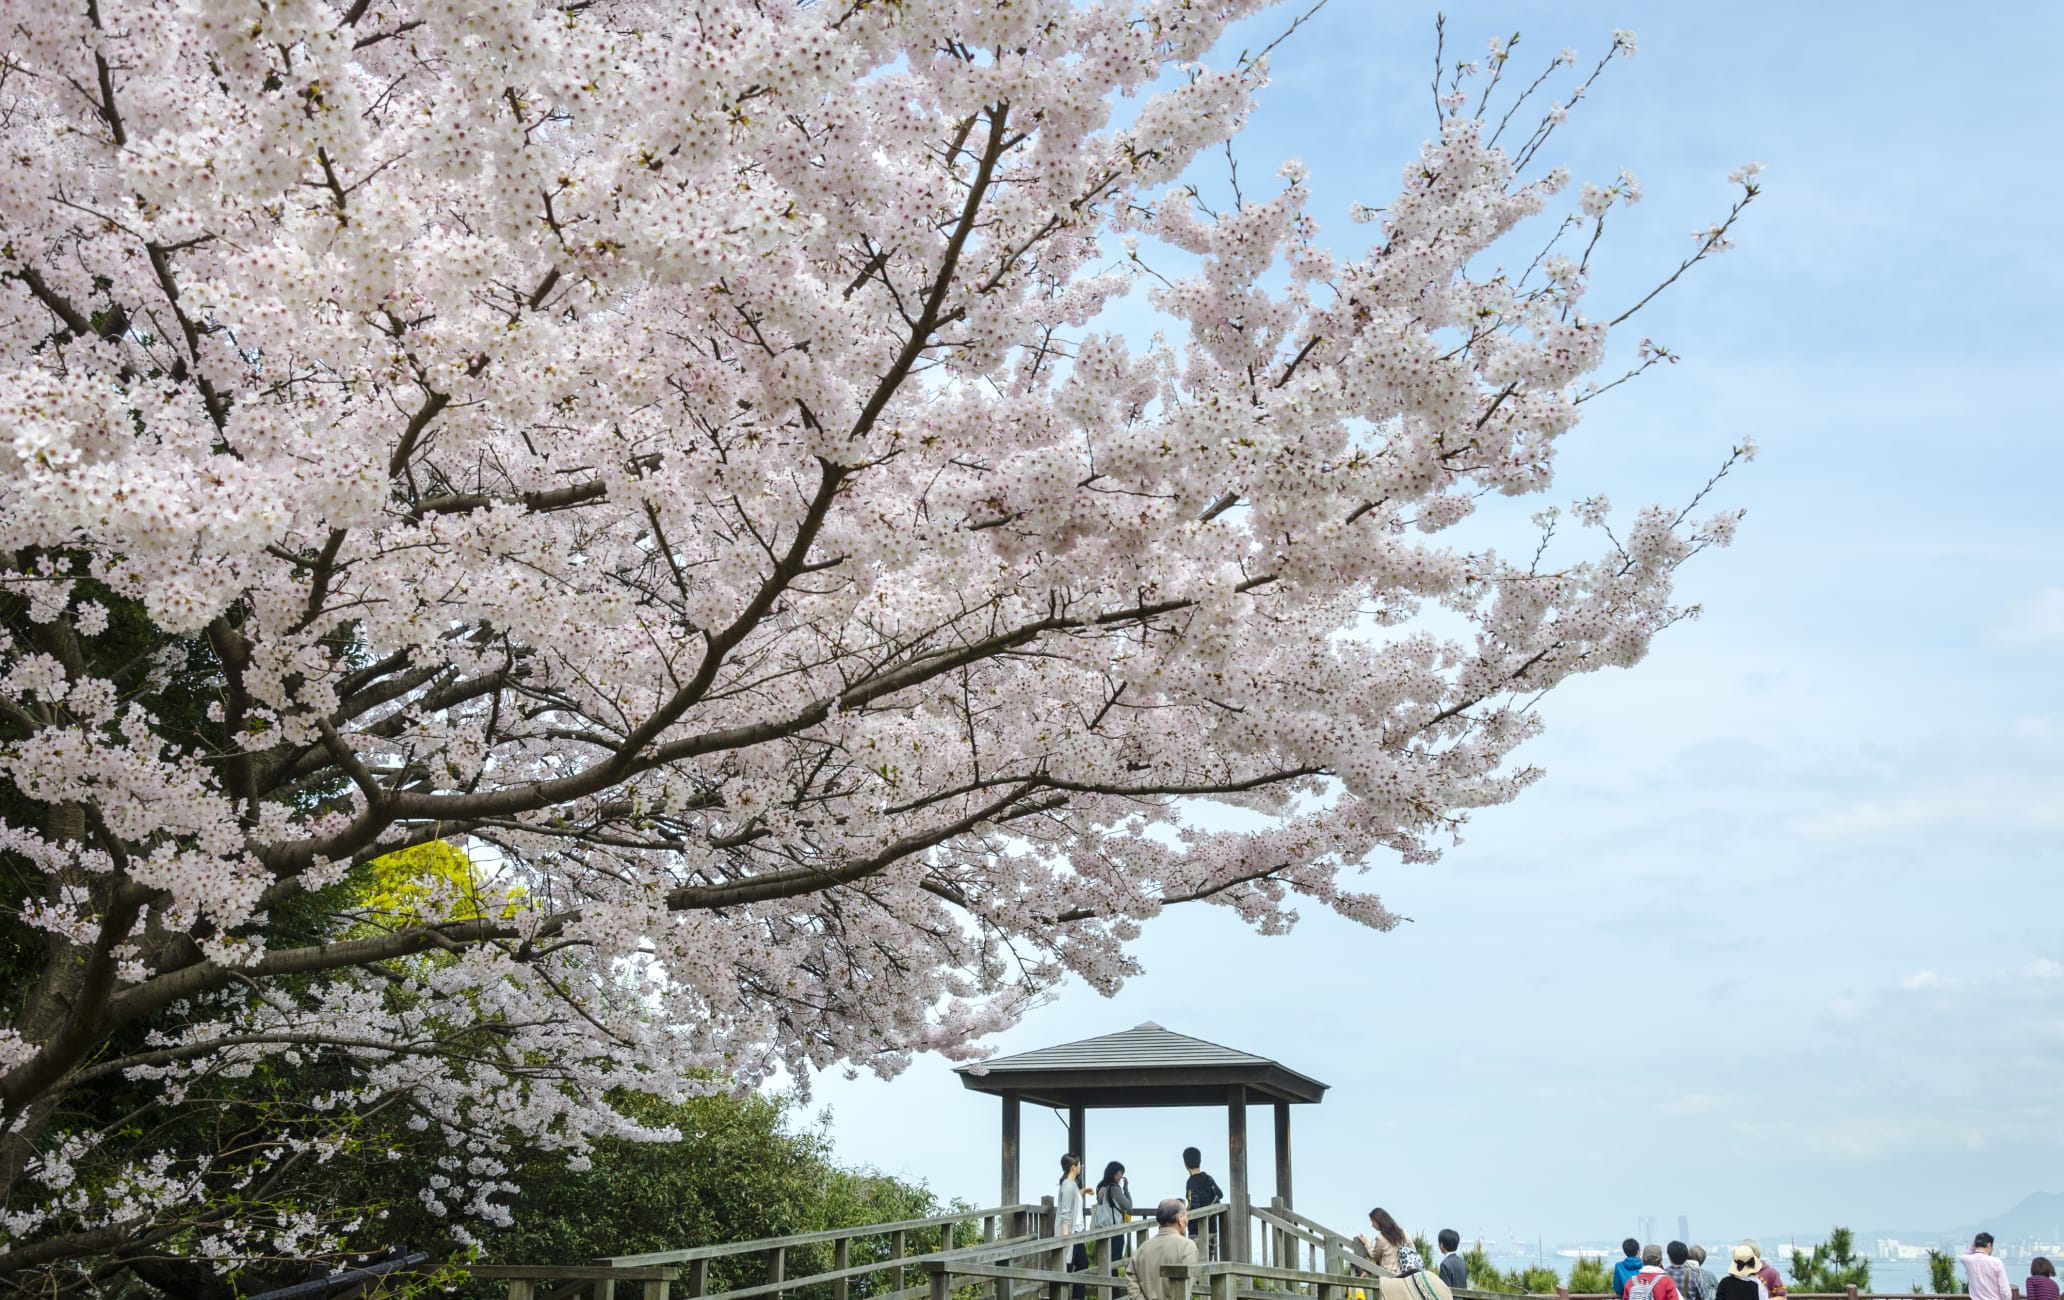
[0,0,1755,1280]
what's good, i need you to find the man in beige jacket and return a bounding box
[1127,1199,1200,1300]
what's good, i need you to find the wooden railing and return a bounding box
[467,1201,1232,1300]
[597,1201,1041,1300]
[926,1249,1383,1300]
[1250,1200,1363,1276]
[468,1198,1978,1300]
[472,1264,681,1300]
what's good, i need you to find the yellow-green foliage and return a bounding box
[359,841,523,928]
[1464,1244,1561,1295]
[1570,1256,1614,1295]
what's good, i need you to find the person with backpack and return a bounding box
[1355,1208,1423,1276]
[1626,1245,1683,1300]
[1667,1243,1710,1300]
[1094,1161,1134,1263]
[1181,1147,1223,1261]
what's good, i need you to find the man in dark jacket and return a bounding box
[1437,1231,1468,1290]
[1180,1147,1223,1261]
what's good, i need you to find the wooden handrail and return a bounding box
[931,1262,1105,1285]
[1251,1208,1356,1257]
[700,1232,1052,1300]
[603,1204,1032,1266]
[1258,1202,1361,1249]
[474,1267,681,1281]
[485,1196,1234,1300]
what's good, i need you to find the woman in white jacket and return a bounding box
[1058,1153,1088,1300]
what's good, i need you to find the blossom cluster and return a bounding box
[0,0,1753,1278]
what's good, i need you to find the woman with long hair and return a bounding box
[1357,1208,1423,1276]
[1058,1153,1088,1300]
[1094,1161,1133,1262]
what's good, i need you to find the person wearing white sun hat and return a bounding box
[1713,1246,1766,1300]
[1741,1242,1787,1300]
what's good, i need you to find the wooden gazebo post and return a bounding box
[1000,1090,1020,1211]
[1226,1085,1249,1264]
[959,1023,1328,1266]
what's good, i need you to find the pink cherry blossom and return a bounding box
[0,0,1754,1278]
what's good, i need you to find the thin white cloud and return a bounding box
[1995,587,2064,648]
[1787,779,2064,841]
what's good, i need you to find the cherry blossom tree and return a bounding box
[0,0,1756,1286]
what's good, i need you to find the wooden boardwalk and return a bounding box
[469,1198,1955,1300]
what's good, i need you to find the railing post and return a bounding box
[686,1260,709,1298]
[926,1261,954,1300]
[1210,1269,1233,1300]
[644,1281,672,1300]
[834,1237,851,1300]
[769,1246,786,1300]
[893,1229,908,1296]
[508,1283,536,1300]
[1042,1196,1061,1276]
[595,1281,618,1300]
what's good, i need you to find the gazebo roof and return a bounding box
[954,1022,1328,1108]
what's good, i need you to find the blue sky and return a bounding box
[799,1,2064,1249]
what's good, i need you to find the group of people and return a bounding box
[1052,1147,1226,1300]
[1958,1232,2057,1300]
[1052,1163,2063,1300]
[1610,1232,2057,1300]
[1608,1236,1770,1300]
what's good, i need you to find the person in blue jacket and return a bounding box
[1615,1240,1645,1298]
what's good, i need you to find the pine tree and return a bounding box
[1791,1227,1873,1292]
[1917,1250,1967,1296]
[1572,1256,1615,1295]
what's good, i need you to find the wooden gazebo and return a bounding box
[954,1023,1328,1263]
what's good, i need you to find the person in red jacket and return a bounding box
[1626,1244,1683,1300]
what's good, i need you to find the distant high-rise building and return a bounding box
[1640,1216,1658,1245]
[1680,1217,1691,1244]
